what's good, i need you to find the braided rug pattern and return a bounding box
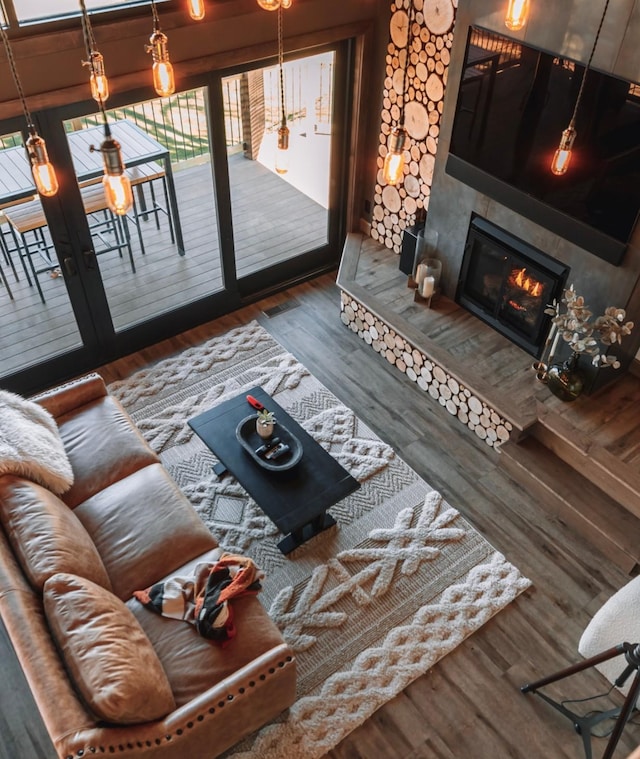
[108,320,531,759]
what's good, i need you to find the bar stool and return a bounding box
[127,162,175,256]
[81,184,136,274]
[3,185,135,303]
[3,199,59,303]
[0,199,27,281]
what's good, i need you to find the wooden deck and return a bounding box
[338,233,640,572]
[0,152,328,376]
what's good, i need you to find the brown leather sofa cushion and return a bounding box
[56,394,160,509]
[128,549,288,707]
[44,573,176,725]
[0,477,112,591]
[73,463,218,600]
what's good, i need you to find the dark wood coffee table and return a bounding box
[188,386,360,554]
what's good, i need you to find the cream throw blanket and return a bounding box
[0,389,74,495]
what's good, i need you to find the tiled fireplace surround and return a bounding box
[355,3,639,395]
[419,2,640,373]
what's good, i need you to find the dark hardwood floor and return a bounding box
[2,273,640,759]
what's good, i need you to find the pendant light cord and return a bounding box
[278,5,286,126]
[79,0,104,98]
[399,0,415,127]
[79,0,97,57]
[568,0,611,128]
[0,26,33,127]
[151,0,161,33]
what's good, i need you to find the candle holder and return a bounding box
[409,226,438,285]
[413,257,442,307]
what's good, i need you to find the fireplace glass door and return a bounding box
[457,216,569,357]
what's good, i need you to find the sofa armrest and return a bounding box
[31,373,108,421]
[53,643,297,759]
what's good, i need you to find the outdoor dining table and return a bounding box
[0,119,185,255]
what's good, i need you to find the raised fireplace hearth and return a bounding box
[456,215,569,358]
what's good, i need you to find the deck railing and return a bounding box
[4,56,334,164]
[66,89,212,164]
[75,57,333,164]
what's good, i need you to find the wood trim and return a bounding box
[1,0,272,50]
[0,20,372,121]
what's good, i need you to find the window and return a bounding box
[7,0,164,25]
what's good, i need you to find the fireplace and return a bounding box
[456,215,569,357]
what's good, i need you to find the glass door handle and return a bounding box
[63,256,78,277]
[82,249,98,270]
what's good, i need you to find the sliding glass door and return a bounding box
[60,89,224,333]
[224,49,334,279]
[0,120,86,378]
[0,39,351,394]
[223,42,349,294]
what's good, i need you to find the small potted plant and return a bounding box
[256,408,276,439]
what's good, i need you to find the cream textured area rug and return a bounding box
[108,320,531,759]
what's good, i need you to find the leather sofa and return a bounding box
[0,373,296,759]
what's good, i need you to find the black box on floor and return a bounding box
[399,223,424,275]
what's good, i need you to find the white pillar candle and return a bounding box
[416,263,429,287]
[548,325,561,364]
[421,275,435,297]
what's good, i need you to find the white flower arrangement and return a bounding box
[544,285,634,369]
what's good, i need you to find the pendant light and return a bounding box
[551,0,611,176]
[256,0,291,10]
[187,0,205,21]
[505,0,530,31]
[0,26,59,197]
[79,0,109,104]
[146,0,175,97]
[382,0,414,186]
[275,4,289,175]
[90,108,133,216]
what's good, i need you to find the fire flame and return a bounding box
[513,267,542,297]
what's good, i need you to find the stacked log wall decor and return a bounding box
[371,0,457,254]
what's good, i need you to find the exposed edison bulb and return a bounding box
[551,125,576,176]
[383,151,405,185]
[505,0,529,31]
[281,0,292,7]
[146,31,175,97]
[382,125,407,185]
[95,135,133,215]
[256,0,281,9]
[188,0,205,20]
[26,130,59,197]
[103,173,134,216]
[275,123,290,175]
[83,51,109,103]
[153,60,175,97]
[90,70,109,104]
